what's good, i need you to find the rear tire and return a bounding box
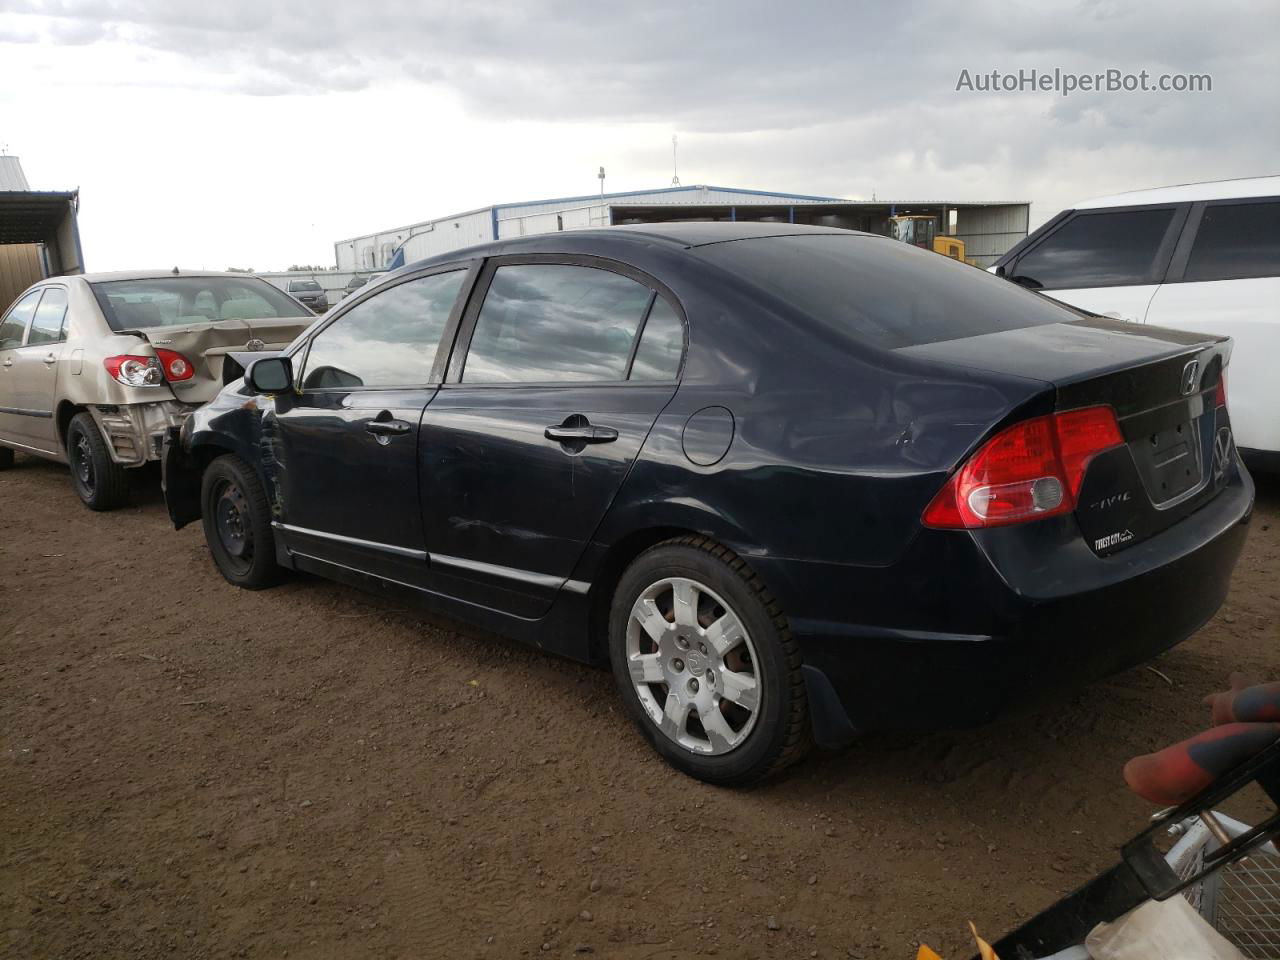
[0,447,13,470]
[200,454,283,590]
[67,412,130,511]
[608,535,811,786]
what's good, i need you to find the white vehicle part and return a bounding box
[1145,276,1280,456]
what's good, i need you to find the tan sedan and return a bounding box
[0,271,316,509]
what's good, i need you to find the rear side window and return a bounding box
[1184,200,1280,282]
[301,270,465,389]
[630,298,684,381]
[0,289,42,348]
[696,234,1075,350]
[1011,208,1177,289]
[27,287,69,345]
[463,264,653,383]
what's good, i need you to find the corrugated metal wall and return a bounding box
[954,205,1031,268]
[0,243,45,313]
[335,209,493,271]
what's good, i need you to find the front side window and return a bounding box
[301,270,466,390]
[0,289,42,349]
[27,287,69,346]
[463,264,653,383]
[1011,208,1177,289]
[92,277,310,329]
[1184,200,1280,282]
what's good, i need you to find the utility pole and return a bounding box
[670,134,681,186]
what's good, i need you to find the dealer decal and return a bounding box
[1095,529,1135,551]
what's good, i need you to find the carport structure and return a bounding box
[0,156,84,311]
[610,199,1030,268]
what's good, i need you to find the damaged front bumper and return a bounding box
[161,420,202,530]
[88,400,196,467]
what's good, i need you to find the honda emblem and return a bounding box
[1180,359,1200,396]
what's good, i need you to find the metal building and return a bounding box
[0,156,85,311]
[334,184,1030,274]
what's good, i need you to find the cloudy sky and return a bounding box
[1,0,1276,271]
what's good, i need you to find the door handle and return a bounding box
[43,353,57,365]
[544,424,619,444]
[1,359,11,368]
[366,419,411,436]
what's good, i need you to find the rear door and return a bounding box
[419,256,685,618]
[8,285,70,453]
[268,263,475,586]
[1144,196,1280,456]
[0,289,43,446]
[1004,204,1187,323]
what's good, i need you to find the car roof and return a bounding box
[77,271,272,283]
[1074,175,1280,209]
[398,222,881,276]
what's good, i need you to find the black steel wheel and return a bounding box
[66,412,129,510]
[200,454,283,590]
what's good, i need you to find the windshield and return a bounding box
[289,280,323,292]
[695,234,1074,350]
[91,277,311,330]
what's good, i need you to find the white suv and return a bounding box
[994,176,1279,469]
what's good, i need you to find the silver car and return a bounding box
[0,271,316,509]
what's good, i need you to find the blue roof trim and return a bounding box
[492,184,842,211]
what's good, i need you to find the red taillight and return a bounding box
[922,406,1124,529]
[155,348,194,382]
[1215,372,1228,409]
[104,354,164,386]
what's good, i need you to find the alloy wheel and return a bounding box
[625,576,761,755]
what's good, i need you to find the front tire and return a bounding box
[608,536,810,785]
[200,454,282,590]
[67,412,129,510]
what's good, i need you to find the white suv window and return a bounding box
[1011,208,1176,290]
[1184,200,1280,282]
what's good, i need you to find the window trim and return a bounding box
[446,253,688,387]
[20,283,71,349]
[1163,195,1280,285]
[1007,202,1190,291]
[292,259,480,394]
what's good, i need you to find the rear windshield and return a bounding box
[288,280,323,292]
[91,277,311,330]
[695,234,1076,349]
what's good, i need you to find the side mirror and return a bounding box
[995,264,1007,278]
[246,355,294,394]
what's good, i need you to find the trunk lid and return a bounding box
[132,316,313,404]
[900,317,1235,554]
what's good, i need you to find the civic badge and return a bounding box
[245,338,266,352]
[1180,359,1200,396]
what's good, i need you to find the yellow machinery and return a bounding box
[888,215,974,265]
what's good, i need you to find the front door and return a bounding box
[268,265,474,585]
[420,258,686,618]
[9,285,70,453]
[0,289,44,448]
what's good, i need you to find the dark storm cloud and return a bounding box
[7,0,1278,210]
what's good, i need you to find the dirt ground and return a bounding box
[1,454,1277,960]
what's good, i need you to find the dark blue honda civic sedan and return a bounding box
[163,223,1253,784]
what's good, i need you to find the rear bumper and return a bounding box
[792,466,1255,747]
[89,401,197,466]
